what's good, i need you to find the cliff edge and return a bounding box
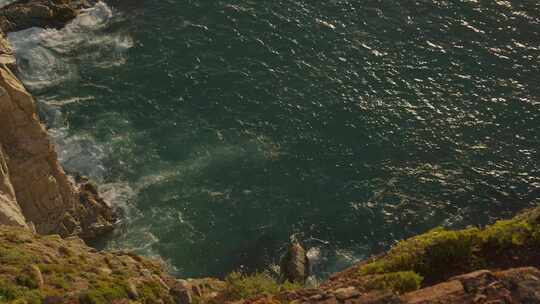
[2,205,540,303]
[0,0,115,238]
[1,1,540,304]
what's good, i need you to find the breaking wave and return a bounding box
[7,1,132,91]
[5,2,162,261]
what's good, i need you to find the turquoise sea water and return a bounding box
[8,0,540,278]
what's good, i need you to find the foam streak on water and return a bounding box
[7,1,130,176]
[6,0,540,280]
[6,2,169,264]
[7,1,132,91]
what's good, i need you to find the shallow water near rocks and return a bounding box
[8,0,540,278]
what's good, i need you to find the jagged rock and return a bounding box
[0,0,88,33]
[333,287,360,301]
[497,267,540,303]
[76,178,117,238]
[280,235,310,284]
[0,33,116,237]
[0,143,27,228]
[400,281,464,304]
[451,270,497,293]
[356,292,403,304]
[0,36,15,65]
[0,35,12,54]
[171,280,193,304]
[1,1,540,304]
[170,278,226,304]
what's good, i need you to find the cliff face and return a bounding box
[3,207,540,304]
[1,1,540,304]
[0,143,26,228]
[0,0,82,33]
[0,0,115,238]
[0,63,115,237]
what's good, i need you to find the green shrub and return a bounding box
[363,271,423,294]
[49,274,71,290]
[224,271,300,301]
[479,218,539,248]
[360,227,479,278]
[15,275,38,289]
[359,206,540,285]
[38,263,76,275]
[0,247,39,265]
[79,283,128,304]
[138,280,170,303]
[0,280,42,304]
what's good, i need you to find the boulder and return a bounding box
[280,236,310,284]
[0,0,86,33]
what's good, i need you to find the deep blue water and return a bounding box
[8,0,540,279]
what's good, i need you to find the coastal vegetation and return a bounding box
[357,206,540,290]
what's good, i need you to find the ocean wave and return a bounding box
[7,1,137,230]
[6,1,169,266]
[6,1,132,181]
[48,127,108,181]
[7,1,133,91]
[99,182,179,273]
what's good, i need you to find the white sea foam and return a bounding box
[8,27,78,91]
[6,1,134,181]
[0,0,15,8]
[99,182,180,273]
[100,183,136,211]
[7,2,137,227]
[7,1,133,91]
[49,127,108,181]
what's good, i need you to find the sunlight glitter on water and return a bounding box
[9,0,540,279]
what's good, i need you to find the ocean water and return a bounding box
[8,0,540,278]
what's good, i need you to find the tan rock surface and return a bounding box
[0,0,116,238]
[0,63,116,237]
[0,0,84,33]
[0,142,27,228]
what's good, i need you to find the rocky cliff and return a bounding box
[1,1,540,304]
[2,206,540,304]
[0,143,26,228]
[0,0,115,238]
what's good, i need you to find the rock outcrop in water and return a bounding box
[0,0,83,33]
[0,0,115,238]
[204,205,540,304]
[3,206,540,303]
[271,267,540,304]
[280,235,310,284]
